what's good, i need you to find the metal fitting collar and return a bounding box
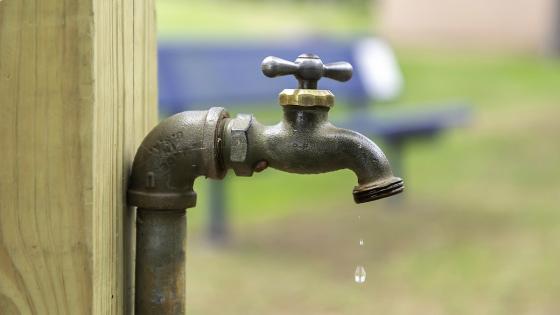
[278,89,335,108]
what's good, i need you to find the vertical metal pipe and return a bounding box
[135,208,186,315]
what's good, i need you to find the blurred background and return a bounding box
[156,0,560,314]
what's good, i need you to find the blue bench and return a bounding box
[158,38,471,243]
[159,39,369,112]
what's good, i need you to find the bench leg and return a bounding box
[208,180,229,245]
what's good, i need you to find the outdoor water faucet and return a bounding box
[225,53,403,202]
[127,54,404,315]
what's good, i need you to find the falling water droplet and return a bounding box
[354,265,366,283]
[359,239,364,246]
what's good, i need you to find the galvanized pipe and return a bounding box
[135,208,187,315]
[135,208,186,315]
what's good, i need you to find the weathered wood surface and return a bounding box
[0,0,158,314]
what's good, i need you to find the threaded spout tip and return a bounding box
[353,177,404,203]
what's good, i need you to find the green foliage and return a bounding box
[156,0,371,39]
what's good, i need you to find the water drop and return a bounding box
[359,239,364,246]
[354,265,366,283]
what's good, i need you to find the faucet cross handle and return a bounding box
[261,53,353,89]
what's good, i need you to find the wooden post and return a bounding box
[0,0,158,314]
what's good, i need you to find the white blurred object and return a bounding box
[354,38,404,101]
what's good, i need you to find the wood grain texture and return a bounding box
[0,0,158,314]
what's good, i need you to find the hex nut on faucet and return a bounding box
[228,114,254,176]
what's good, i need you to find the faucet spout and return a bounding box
[329,125,404,203]
[223,105,403,203]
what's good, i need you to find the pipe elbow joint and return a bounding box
[127,107,229,210]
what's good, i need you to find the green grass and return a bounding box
[186,198,560,314]
[157,0,371,39]
[393,50,560,107]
